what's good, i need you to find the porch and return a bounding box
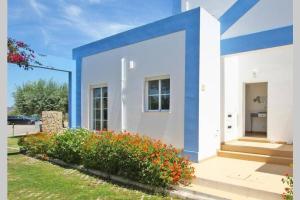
[174,138,293,200]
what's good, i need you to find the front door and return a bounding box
[244,82,268,138]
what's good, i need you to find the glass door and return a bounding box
[92,87,108,130]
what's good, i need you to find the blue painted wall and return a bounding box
[74,58,82,128]
[68,71,72,127]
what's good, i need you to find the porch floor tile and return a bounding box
[182,157,292,200]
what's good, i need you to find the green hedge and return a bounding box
[19,129,194,188]
[18,132,54,156]
[51,129,90,164]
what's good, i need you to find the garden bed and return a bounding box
[33,154,167,194]
[8,137,179,200]
[18,129,194,190]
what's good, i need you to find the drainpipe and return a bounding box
[121,58,127,132]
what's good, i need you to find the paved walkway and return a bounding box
[179,157,292,200]
[7,125,40,137]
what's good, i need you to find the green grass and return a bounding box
[8,137,20,154]
[8,137,20,148]
[8,137,178,200]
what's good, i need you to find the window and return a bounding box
[92,87,108,130]
[146,78,170,111]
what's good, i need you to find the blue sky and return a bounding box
[8,0,174,107]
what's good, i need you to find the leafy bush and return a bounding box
[18,129,194,188]
[282,174,293,200]
[81,131,194,187]
[18,133,54,156]
[51,129,90,164]
[13,79,68,117]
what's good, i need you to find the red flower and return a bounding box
[7,38,41,69]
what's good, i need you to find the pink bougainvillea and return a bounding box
[7,38,42,70]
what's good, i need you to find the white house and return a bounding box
[72,0,293,162]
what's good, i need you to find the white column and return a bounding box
[121,58,127,132]
[0,0,7,199]
[294,0,300,198]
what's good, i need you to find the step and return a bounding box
[218,150,292,165]
[187,177,281,200]
[174,183,265,200]
[238,137,270,143]
[172,184,231,200]
[221,143,293,158]
[187,157,291,200]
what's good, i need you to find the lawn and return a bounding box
[8,137,178,200]
[8,136,20,154]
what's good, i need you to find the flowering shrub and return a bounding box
[7,38,42,70]
[18,132,54,156]
[81,131,194,187]
[282,174,293,200]
[18,129,194,188]
[51,129,90,164]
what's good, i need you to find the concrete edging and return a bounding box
[30,154,220,200]
[34,155,167,193]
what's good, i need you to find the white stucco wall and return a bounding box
[222,0,293,39]
[81,7,220,159]
[198,9,220,161]
[222,45,293,143]
[81,31,186,148]
[181,0,201,12]
[180,0,235,19]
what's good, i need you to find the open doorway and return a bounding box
[245,82,268,138]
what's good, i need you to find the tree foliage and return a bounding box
[13,80,68,116]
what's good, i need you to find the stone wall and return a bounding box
[42,111,63,133]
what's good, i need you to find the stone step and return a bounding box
[221,143,292,158]
[185,157,291,200]
[172,184,231,200]
[187,177,281,200]
[238,137,270,143]
[218,150,292,165]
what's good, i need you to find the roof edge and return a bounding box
[72,7,200,60]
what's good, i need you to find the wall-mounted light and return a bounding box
[201,84,206,92]
[252,69,258,78]
[129,60,135,69]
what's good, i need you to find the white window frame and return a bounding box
[145,76,170,112]
[89,84,108,131]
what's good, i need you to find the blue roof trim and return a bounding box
[219,0,259,34]
[73,8,201,161]
[172,0,181,15]
[73,8,199,59]
[221,25,293,55]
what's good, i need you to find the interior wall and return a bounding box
[222,45,293,143]
[245,82,268,133]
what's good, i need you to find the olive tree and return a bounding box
[13,79,68,117]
